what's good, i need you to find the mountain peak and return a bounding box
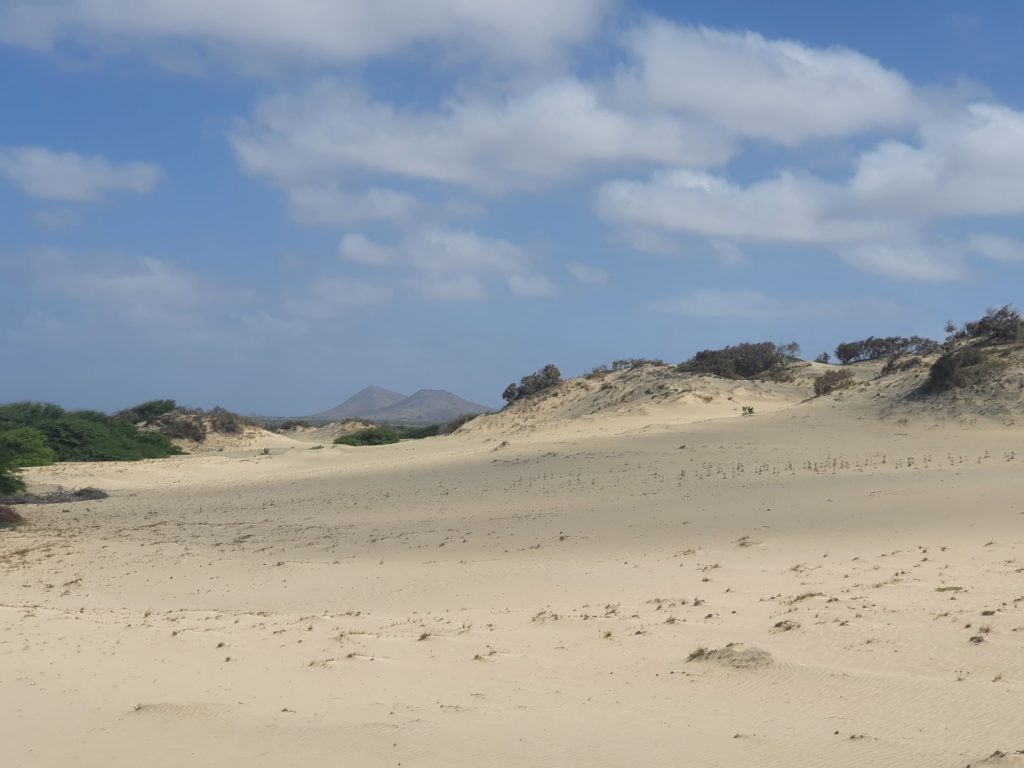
[310,385,407,421]
[310,386,491,425]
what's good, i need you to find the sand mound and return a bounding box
[281,420,377,444]
[171,425,299,454]
[688,644,773,669]
[460,363,816,436]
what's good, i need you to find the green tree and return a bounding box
[0,427,55,467]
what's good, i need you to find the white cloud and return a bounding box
[339,233,397,266]
[47,255,207,308]
[838,242,965,281]
[288,185,421,225]
[231,78,733,196]
[406,229,529,274]
[338,228,555,301]
[0,146,163,202]
[0,0,611,69]
[507,273,558,297]
[616,20,924,144]
[848,103,1024,218]
[597,168,903,246]
[566,262,608,284]
[709,239,746,267]
[23,250,243,344]
[967,233,1024,263]
[285,277,394,319]
[597,98,1024,281]
[417,274,486,302]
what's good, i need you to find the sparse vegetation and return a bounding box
[814,352,831,364]
[834,336,939,365]
[0,487,108,506]
[502,364,562,404]
[333,423,442,446]
[678,342,799,380]
[921,346,992,392]
[335,426,402,446]
[208,406,244,434]
[813,369,855,396]
[145,406,257,443]
[114,399,177,424]
[949,305,1024,344]
[439,413,479,434]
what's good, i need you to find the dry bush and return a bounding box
[834,336,938,364]
[921,346,996,393]
[0,505,24,526]
[813,369,855,396]
[953,305,1024,344]
[208,407,243,434]
[156,412,206,442]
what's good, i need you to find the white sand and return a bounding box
[4,372,1024,767]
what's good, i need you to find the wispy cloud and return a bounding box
[0,146,163,202]
[339,228,557,301]
[0,0,611,69]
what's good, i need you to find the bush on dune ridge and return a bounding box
[677,342,799,380]
[834,336,939,365]
[502,364,562,404]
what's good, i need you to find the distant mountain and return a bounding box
[310,386,407,421]
[309,386,491,425]
[369,389,492,425]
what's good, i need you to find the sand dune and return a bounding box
[4,363,1024,767]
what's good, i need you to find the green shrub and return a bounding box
[0,402,183,462]
[334,427,402,446]
[502,364,562,404]
[395,424,440,439]
[813,369,855,396]
[0,427,55,467]
[678,342,797,380]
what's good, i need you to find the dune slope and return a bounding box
[3,373,1024,767]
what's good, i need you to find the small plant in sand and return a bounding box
[741,406,755,416]
[687,645,710,661]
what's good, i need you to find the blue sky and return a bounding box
[2,1,1023,414]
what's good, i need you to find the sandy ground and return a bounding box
[3,392,1024,767]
